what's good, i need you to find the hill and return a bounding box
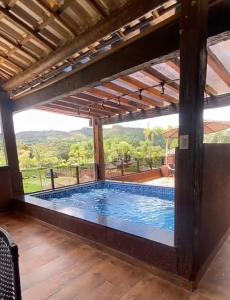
[1,125,145,144]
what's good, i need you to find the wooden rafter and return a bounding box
[119,75,178,104]
[166,59,219,95]
[208,48,230,87]
[70,93,129,113]
[37,105,90,118]
[35,0,75,38]
[142,68,179,94]
[10,1,230,115]
[54,99,111,116]
[4,0,171,91]
[102,81,160,108]
[0,6,54,51]
[62,97,124,114]
[0,31,39,61]
[43,102,104,117]
[87,88,142,111]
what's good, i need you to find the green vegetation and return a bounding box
[1,125,229,193]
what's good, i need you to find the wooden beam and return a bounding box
[0,89,24,196]
[37,105,90,119]
[208,49,230,87]
[4,0,168,91]
[55,99,112,116]
[65,96,124,114]
[93,118,105,180]
[120,75,178,104]
[87,88,146,111]
[175,0,208,280]
[0,6,54,51]
[96,93,230,125]
[12,1,230,112]
[72,92,133,112]
[102,81,157,107]
[97,104,177,125]
[141,68,180,94]
[44,102,106,117]
[167,58,218,96]
[35,0,76,38]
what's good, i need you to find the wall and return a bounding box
[197,144,230,277]
[0,166,13,211]
[110,169,161,183]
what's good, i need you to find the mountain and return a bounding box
[0,125,144,144]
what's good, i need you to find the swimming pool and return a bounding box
[35,181,175,232]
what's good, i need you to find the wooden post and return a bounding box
[93,118,105,180]
[175,0,208,280]
[76,165,80,184]
[50,169,55,190]
[0,89,24,196]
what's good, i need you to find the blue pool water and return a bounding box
[36,181,175,231]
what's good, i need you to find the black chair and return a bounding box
[0,227,21,300]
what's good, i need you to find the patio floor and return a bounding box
[0,213,229,300]
[144,176,175,188]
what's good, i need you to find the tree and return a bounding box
[144,128,154,142]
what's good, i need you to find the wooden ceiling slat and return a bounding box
[141,68,179,94]
[0,69,11,80]
[89,0,109,17]
[37,105,90,118]
[0,53,25,72]
[102,81,160,108]
[34,0,75,38]
[87,88,140,111]
[44,102,101,117]
[75,91,135,112]
[4,0,168,91]
[0,63,17,76]
[0,6,55,51]
[208,49,230,87]
[55,99,111,116]
[0,31,40,60]
[69,93,126,113]
[96,85,149,110]
[120,75,178,104]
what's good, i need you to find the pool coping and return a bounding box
[24,180,175,247]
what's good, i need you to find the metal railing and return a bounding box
[21,164,95,194]
[105,157,164,179]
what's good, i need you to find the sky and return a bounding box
[7,106,230,133]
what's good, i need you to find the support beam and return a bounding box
[93,118,105,180]
[12,16,180,112]
[96,93,230,125]
[12,0,230,113]
[175,0,208,280]
[3,0,168,92]
[0,90,24,196]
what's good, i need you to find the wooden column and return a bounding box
[93,118,105,180]
[0,89,24,196]
[175,0,208,280]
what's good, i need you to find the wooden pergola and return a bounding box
[0,0,230,283]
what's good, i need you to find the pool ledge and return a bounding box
[23,194,174,247]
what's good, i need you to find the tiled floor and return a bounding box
[144,176,175,187]
[0,213,229,300]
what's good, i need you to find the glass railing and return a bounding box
[21,164,95,194]
[105,157,164,179]
[21,158,164,193]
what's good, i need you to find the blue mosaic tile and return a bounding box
[35,180,175,201]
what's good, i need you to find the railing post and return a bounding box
[121,160,124,176]
[137,159,140,172]
[50,169,55,190]
[76,165,80,184]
